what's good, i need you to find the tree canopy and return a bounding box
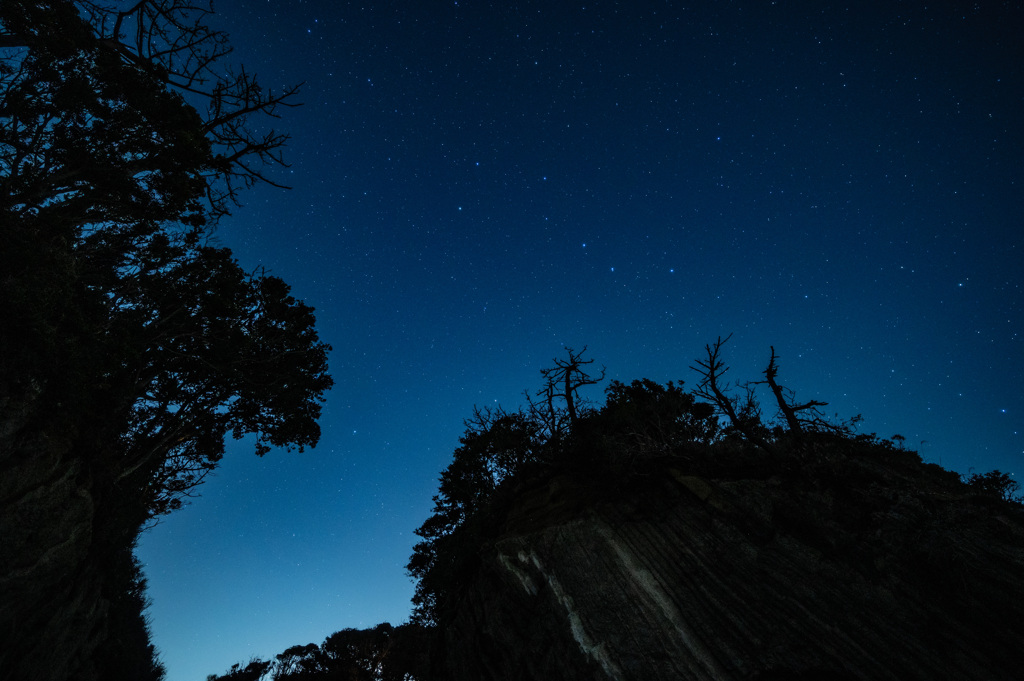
[1,5,330,677]
[1,0,331,520]
[0,0,299,229]
[205,622,430,681]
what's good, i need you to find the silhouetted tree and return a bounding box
[1,0,299,229]
[690,337,861,453]
[206,659,272,681]
[526,346,606,441]
[690,335,775,453]
[113,242,334,521]
[595,378,719,455]
[408,348,608,624]
[408,405,541,624]
[754,346,861,442]
[756,347,823,437]
[1,3,328,679]
[273,643,325,679]
[207,623,430,681]
[964,469,1022,503]
[1,0,331,517]
[321,623,421,681]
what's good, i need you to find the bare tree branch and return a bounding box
[2,0,302,226]
[527,346,605,439]
[690,335,775,454]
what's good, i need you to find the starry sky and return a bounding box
[134,2,1023,679]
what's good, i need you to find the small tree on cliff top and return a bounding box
[525,346,606,443]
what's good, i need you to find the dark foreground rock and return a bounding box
[440,448,1024,681]
[0,419,102,681]
[1,400,160,681]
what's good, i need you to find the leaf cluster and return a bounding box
[963,469,1023,504]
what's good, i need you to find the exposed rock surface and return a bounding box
[441,449,1024,680]
[0,388,151,681]
[0,414,104,681]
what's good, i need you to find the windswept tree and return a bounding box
[754,345,855,440]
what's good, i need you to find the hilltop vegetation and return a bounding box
[209,345,1022,681]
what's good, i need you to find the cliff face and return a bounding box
[0,390,155,681]
[0,417,105,681]
[441,450,1024,681]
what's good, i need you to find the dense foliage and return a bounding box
[206,623,431,681]
[962,468,1022,503]
[1,0,330,518]
[1,2,330,678]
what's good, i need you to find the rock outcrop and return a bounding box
[440,447,1024,680]
[0,407,104,681]
[0,390,158,681]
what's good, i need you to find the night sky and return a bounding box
[134,2,1023,679]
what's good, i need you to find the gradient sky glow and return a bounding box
[135,2,1023,679]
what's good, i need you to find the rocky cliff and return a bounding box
[0,420,105,681]
[0,388,161,681]
[439,445,1024,681]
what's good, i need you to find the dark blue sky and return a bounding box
[136,2,1023,679]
